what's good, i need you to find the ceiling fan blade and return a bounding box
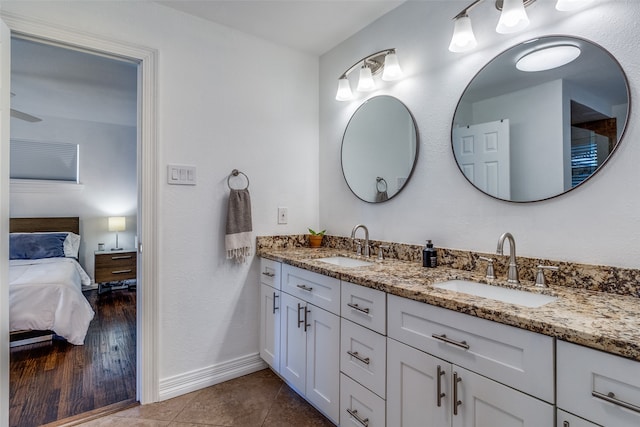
[10,108,42,123]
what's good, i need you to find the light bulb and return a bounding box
[449,15,478,53]
[356,65,375,92]
[516,45,581,72]
[335,77,353,101]
[496,0,530,34]
[382,51,403,81]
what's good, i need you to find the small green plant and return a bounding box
[308,228,326,236]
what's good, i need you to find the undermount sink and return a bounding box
[433,279,557,308]
[316,256,374,268]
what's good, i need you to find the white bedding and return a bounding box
[9,257,95,345]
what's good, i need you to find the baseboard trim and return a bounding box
[158,353,267,400]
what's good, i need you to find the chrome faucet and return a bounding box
[496,232,519,284]
[350,224,370,257]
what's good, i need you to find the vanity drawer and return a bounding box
[260,258,281,289]
[282,264,340,314]
[557,409,602,427]
[387,294,554,402]
[557,340,640,427]
[340,373,386,427]
[340,318,386,398]
[341,281,386,335]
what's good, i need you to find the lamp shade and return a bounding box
[449,15,478,53]
[335,77,354,101]
[496,0,530,34]
[356,65,375,92]
[382,51,403,81]
[108,216,126,232]
[556,0,594,11]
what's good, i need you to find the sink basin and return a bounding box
[433,280,557,308]
[316,256,374,268]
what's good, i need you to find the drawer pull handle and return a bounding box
[563,422,569,427]
[112,269,133,274]
[453,371,462,416]
[346,408,369,427]
[272,293,279,314]
[296,284,313,292]
[347,302,370,314]
[262,271,275,278]
[432,333,470,350]
[347,350,370,365]
[111,255,132,260]
[437,365,446,407]
[592,390,640,414]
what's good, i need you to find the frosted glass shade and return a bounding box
[556,0,594,11]
[449,15,478,53]
[496,0,530,34]
[382,52,403,81]
[335,77,354,101]
[516,45,581,72]
[108,216,126,232]
[356,66,375,92]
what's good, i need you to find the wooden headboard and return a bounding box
[10,217,80,234]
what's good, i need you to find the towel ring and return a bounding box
[376,177,388,193]
[228,169,250,190]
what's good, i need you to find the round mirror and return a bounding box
[342,95,418,203]
[452,36,630,202]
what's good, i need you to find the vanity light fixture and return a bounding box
[516,44,581,72]
[335,49,403,101]
[449,0,593,53]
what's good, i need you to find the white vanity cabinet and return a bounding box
[557,340,640,427]
[259,259,281,371]
[387,294,554,426]
[279,264,340,424]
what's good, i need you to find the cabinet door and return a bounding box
[452,366,554,427]
[279,292,306,393]
[259,283,280,372]
[306,302,340,423]
[387,338,451,427]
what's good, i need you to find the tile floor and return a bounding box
[75,369,336,426]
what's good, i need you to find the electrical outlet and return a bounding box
[278,207,288,224]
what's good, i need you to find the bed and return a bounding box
[9,217,95,346]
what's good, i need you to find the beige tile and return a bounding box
[74,415,171,426]
[173,370,284,426]
[112,391,201,421]
[262,385,336,427]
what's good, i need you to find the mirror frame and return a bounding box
[451,35,631,203]
[341,95,419,203]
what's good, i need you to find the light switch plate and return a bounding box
[167,164,196,185]
[278,207,288,224]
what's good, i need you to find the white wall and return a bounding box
[1,0,319,393]
[320,0,640,269]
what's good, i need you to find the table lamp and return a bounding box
[108,216,126,251]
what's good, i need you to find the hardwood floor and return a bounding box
[9,288,137,427]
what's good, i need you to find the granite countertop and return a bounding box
[259,247,640,362]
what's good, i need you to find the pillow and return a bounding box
[10,233,67,260]
[10,232,81,258]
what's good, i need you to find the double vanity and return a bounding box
[258,236,640,427]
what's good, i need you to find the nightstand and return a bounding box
[95,249,137,294]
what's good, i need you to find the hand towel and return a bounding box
[225,188,253,263]
[375,189,389,202]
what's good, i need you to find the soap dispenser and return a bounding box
[423,240,437,268]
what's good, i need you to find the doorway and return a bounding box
[9,36,138,426]
[0,14,159,427]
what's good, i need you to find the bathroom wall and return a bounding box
[320,0,640,269]
[1,0,319,399]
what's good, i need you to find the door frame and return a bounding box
[0,10,160,412]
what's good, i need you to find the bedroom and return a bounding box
[1,1,640,427]
[8,36,139,425]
